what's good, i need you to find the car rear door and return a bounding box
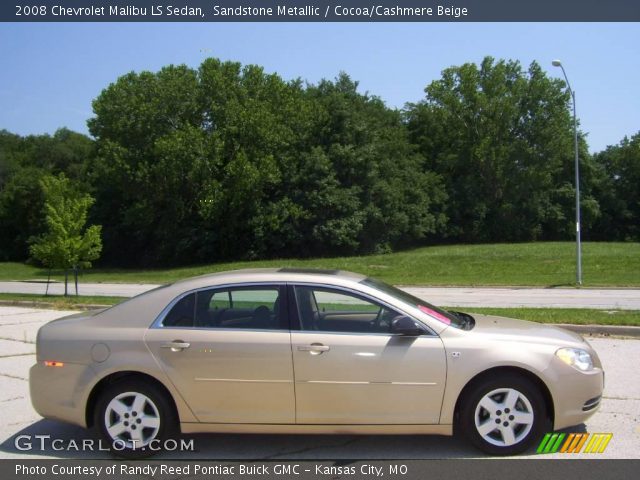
[144,284,295,424]
[290,284,447,425]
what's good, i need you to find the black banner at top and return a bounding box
[3,0,640,22]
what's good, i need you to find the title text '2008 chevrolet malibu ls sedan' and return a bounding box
[30,268,604,456]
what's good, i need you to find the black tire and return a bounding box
[94,379,176,458]
[459,373,549,455]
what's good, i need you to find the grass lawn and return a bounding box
[0,293,126,310]
[0,242,638,287]
[0,293,638,326]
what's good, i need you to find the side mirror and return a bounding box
[391,316,425,336]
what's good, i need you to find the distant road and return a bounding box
[401,287,640,310]
[1,281,638,310]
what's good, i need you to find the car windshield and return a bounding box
[360,277,473,329]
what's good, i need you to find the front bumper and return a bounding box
[548,359,604,430]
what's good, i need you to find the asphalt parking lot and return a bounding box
[0,306,638,459]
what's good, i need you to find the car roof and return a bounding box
[171,267,367,291]
[95,268,370,327]
[93,267,447,335]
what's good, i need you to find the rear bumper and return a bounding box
[29,361,92,428]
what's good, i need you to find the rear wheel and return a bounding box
[94,379,176,458]
[460,374,548,455]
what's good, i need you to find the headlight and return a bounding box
[556,347,594,372]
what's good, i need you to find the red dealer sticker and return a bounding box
[418,304,451,325]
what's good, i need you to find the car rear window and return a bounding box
[162,286,286,330]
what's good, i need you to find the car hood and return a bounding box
[468,313,588,348]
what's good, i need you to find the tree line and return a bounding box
[1,56,638,267]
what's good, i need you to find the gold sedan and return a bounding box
[30,268,604,456]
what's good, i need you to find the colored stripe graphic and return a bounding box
[550,433,566,453]
[537,433,612,454]
[597,434,613,453]
[574,433,590,453]
[560,433,575,453]
[584,433,613,453]
[561,433,588,453]
[537,433,566,453]
[537,433,552,454]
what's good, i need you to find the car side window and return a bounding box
[163,292,196,327]
[210,291,231,310]
[194,286,285,330]
[294,286,400,334]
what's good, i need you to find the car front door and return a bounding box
[290,284,446,424]
[145,284,295,424]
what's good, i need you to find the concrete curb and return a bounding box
[1,300,639,338]
[0,300,109,311]
[555,323,640,338]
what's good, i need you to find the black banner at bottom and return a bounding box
[3,459,639,480]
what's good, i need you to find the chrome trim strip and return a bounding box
[302,380,437,386]
[195,378,292,383]
[305,381,369,385]
[293,330,439,338]
[157,326,291,333]
[388,382,437,386]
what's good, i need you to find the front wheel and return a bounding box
[95,379,176,458]
[459,374,549,455]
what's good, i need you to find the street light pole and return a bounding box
[552,59,582,285]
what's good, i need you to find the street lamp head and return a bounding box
[552,60,563,67]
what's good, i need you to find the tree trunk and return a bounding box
[64,270,68,297]
[74,266,78,296]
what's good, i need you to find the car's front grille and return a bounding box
[582,395,602,411]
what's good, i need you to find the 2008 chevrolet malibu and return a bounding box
[30,268,604,456]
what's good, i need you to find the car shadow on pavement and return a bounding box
[0,419,113,459]
[1,419,488,459]
[556,424,588,434]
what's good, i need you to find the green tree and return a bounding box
[29,174,102,295]
[0,166,47,260]
[0,129,94,261]
[194,59,315,260]
[88,60,447,265]
[406,57,599,242]
[88,65,205,265]
[592,132,640,240]
[298,73,447,255]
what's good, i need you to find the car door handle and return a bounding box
[161,341,191,351]
[297,343,330,355]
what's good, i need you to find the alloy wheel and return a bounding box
[473,387,535,447]
[104,391,161,449]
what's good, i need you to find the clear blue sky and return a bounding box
[1,22,638,152]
